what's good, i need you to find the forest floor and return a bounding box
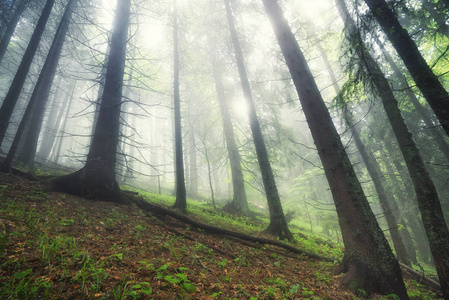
[0,172,441,299]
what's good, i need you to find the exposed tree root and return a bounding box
[399,262,441,290]
[127,195,336,262]
[48,168,129,205]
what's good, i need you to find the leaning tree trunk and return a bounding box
[207,34,249,215]
[49,0,131,205]
[225,0,291,240]
[339,0,449,297]
[0,0,55,148]
[363,0,449,138]
[262,0,408,297]
[2,0,77,172]
[0,0,29,63]
[172,0,187,213]
[317,37,412,266]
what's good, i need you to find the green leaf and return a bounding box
[181,282,197,293]
[14,268,32,279]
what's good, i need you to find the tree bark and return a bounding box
[172,0,187,213]
[49,0,131,204]
[363,0,449,138]
[0,0,55,148]
[263,0,408,297]
[225,0,291,239]
[340,0,449,297]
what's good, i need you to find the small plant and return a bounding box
[217,258,228,269]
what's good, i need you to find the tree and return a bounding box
[315,34,412,266]
[363,0,449,138]
[48,0,131,204]
[338,0,449,297]
[172,0,187,212]
[0,0,77,172]
[0,0,29,63]
[224,0,292,240]
[262,0,408,297]
[0,0,56,148]
[207,32,249,215]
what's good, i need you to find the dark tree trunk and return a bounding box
[49,0,131,204]
[172,0,187,212]
[2,0,77,172]
[89,52,108,147]
[208,35,249,215]
[341,0,449,297]
[318,36,411,266]
[0,0,28,63]
[364,0,449,138]
[0,0,55,147]
[262,0,408,297]
[225,0,291,240]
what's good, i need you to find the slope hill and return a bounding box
[0,172,439,299]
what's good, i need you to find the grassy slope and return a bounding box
[0,173,439,299]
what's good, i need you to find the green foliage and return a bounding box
[0,269,52,299]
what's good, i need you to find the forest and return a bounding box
[0,0,448,298]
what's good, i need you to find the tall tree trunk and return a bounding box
[225,0,291,239]
[1,0,77,172]
[317,36,412,266]
[49,0,131,204]
[262,0,408,297]
[340,0,449,297]
[317,37,413,266]
[172,0,187,212]
[363,0,449,138]
[208,35,249,215]
[0,0,28,63]
[0,0,55,147]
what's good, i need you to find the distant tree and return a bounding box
[172,0,187,212]
[0,0,77,172]
[0,0,30,63]
[207,34,249,216]
[338,0,449,297]
[363,0,449,138]
[262,0,408,297]
[375,39,449,161]
[225,0,291,239]
[0,0,55,148]
[48,0,131,204]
